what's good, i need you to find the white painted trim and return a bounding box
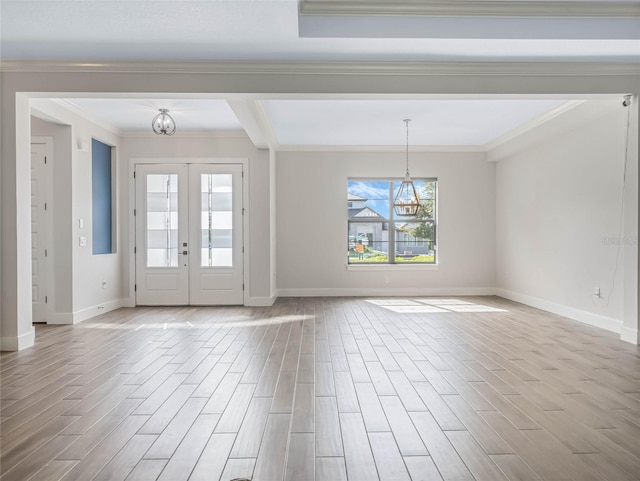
[246,296,278,307]
[621,326,639,344]
[276,144,486,153]
[487,100,622,162]
[496,288,623,334]
[484,100,585,154]
[48,312,73,325]
[52,99,122,136]
[346,264,439,271]
[129,157,251,307]
[119,130,248,139]
[70,298,125,324]
[0,328,35,351]
[242,161,251,307]
[1,60,638,77]
[227,100,275,149]
[299,0,640,18]
[278,287,496,297]
[122,297,136,308]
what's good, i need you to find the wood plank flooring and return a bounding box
[1,296,640,481]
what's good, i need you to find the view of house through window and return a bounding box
[348,179,437,264]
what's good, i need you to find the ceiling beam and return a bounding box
[227,100,278,150]
[299,0,640,39]
[2,60,638,76]
[299,0,640,18]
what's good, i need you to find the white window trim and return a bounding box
[346,263,439,271]
[347,177,437,266]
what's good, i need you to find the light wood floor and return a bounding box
[1,296,640,481]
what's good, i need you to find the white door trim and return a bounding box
[128,157,249,307]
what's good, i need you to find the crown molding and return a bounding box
[484,99,586,153]
[275,144,486,153]
[299,0,640,18]
[486,99,622,162]
[48,99,123,136]
[119,130,248,139]
[1,60,639,77]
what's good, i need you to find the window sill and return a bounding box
[346,263,439,271]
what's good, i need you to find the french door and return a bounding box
[135,163,244,305]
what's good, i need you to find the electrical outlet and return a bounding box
[79,236,87,247]
[594,287,601,298]
[384,275,390,284]
[102,280,107,289]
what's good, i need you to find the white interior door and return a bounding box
[189,164,244,305]
[31,141,52,323]
[135,163,244,306]
[136,164,189,305]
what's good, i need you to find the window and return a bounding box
[347,179,436,264]
[92,139,115,254]
[145,173,178,267]
[200,173,233,267]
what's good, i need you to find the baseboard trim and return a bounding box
[621,326,639,345]
[496,288,623,334]
[122,297,136,308]
[48,311,75,324]
[246,296,278,307]
[47,299,125,325]
[1,328,35,351]
[70,299,125,324]
[277,287,496,297]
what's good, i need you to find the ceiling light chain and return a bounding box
[152,108,176,136]
[393,118,421,217]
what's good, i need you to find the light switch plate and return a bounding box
[79,218,84,229]
[79,236,87,247]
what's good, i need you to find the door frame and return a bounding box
[30,137,54,323]
[128,157,249,307]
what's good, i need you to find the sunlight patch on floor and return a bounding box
[79,314,312,330]
[366,298,508,314]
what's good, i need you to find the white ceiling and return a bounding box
[9,1,636,147]
[1,0,639,62]
[263,99,568,146]
[63,99,243,132]
[55,96,573,147]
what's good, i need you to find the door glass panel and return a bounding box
[146,174,178,267]
[201,174,233,267]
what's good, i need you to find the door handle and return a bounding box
[182,251,189,255]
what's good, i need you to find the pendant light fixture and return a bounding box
[393,119,421,217]
[152,108,176,136]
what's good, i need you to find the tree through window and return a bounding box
[347,179,437,264]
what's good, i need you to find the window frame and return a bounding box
[347,178,438,266]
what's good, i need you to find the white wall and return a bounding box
[2,64,638,350]
[119,134,274,304]
[495,100,638,334]
[276,150,496,296]
[30,101,123,323]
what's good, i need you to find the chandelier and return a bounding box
[393,119,421,216]
[152,108,176,136]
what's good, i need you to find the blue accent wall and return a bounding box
[92,139,112,254]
